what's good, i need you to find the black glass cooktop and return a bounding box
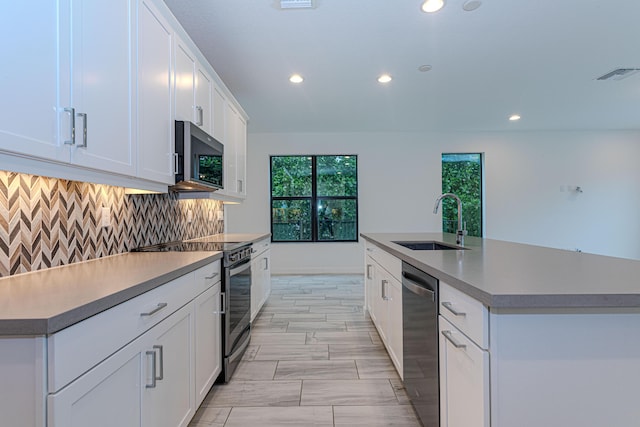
[132,240,248,253]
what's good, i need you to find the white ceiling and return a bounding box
[163,0,640,133]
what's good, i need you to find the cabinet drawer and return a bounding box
[194,260,221,293]
[439,281,488,349]
[251,238,270,257]
[366,242,401,282]
[48,271,200,393]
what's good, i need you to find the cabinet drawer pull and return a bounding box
[366,248,373,252]
[264,257,269,271]
[146,350,157,388]
[442,330,467,349]
[153,345,164,380]
[366,264,373,280]
[196,105,203,126]
[381,279,389,300]
[442,301,466,316]
[205,272,219,280]
[140,302,168,317]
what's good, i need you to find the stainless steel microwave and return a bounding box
[171,121,224,192]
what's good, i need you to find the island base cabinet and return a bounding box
[439,316,489,427]
[48,303,195,427]
[489,309,640,427]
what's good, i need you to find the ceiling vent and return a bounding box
[596,68,640,81]
[280,0,314,9]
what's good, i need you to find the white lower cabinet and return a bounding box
[49,300,196,427]
[364,242,403,376]
[250,239,271,321]
[439,316,489,427]
[46,260,221,427]
[194,283,222,406]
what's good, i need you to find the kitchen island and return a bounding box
[362,232,640,427]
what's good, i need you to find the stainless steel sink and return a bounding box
[392,240,467,251]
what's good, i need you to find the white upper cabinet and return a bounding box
[195,65,213,135]
[59,0,136,176]
[174,38,196,123]
[212,86,226,143]
[137,0,174,184]
[0,3,62,162]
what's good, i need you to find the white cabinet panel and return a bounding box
[439,316,489,427]
[48,344,143,427]
[212,86,226,143]
[194,284,221,406]
[142,304,195,427]
[60,0,136,176]
[195,66,213,134]
[250,240,271,321]
[174,40,196,123]
[0,3,62,162]
[137,0,174,184]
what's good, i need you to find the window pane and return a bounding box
[271,156,312,197]
[441,153,482,237]
[272,199,312,241]
[317,199,357,241]
[316,155,357,197]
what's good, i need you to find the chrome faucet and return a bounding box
[433,193,467,246]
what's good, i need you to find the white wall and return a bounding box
[226,130,640,274]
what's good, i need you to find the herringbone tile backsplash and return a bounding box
[0,171,224,277]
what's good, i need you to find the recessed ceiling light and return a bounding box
[509,114,521,121]
[421,0,445,13]
[418,64,433,72]
[378,74,392,83]
[289,74,304,83]
[462,0,482,11]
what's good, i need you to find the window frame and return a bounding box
[441,152,484,238]
[270,154,359,243]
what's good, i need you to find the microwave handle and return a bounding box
[173,153,179,174]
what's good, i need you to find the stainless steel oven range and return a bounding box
[132,240,252,383]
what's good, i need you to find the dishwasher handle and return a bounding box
[402,272,436,301]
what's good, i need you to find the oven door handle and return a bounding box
[229,258,251,276]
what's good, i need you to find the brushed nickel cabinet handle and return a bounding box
[442,301,466,316]
[140,302,168,317]
[153,345,164,380]
[64,107,76,145]
[442,330,467,349]
[76,112,87,148]
[146,350,157,388]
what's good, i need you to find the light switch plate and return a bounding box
[187,209,193,223]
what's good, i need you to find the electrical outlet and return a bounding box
[216,210,223,221]
[101,207,110,228]
[208,210,214,222]
[187,209,193,223]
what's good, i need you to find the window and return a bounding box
[441,153,483,237]
[271,155,358,242]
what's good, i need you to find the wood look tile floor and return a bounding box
[188,275,422,427]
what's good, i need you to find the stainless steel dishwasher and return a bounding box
[402,261,439,427]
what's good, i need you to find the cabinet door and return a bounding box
[250,255,263,321]
[48,339,144,427]
[262,249,271,305]
[194,285,221,406]
[60,0,136,176]
[372,267,389,343]
[195,66,213,134]
[137,0,174,184]
[439,317,489,427]
[143,304,195,427]
[386,278,403,377]
[212,86,226,142]
[174,39,196,123]
[223,102,238,194]
[236,115,247,196]
[0,3,63,162]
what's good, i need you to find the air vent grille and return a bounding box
[280,0,314,9]
[596,68,640,81]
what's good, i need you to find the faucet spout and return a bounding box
[433,193,466,245]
